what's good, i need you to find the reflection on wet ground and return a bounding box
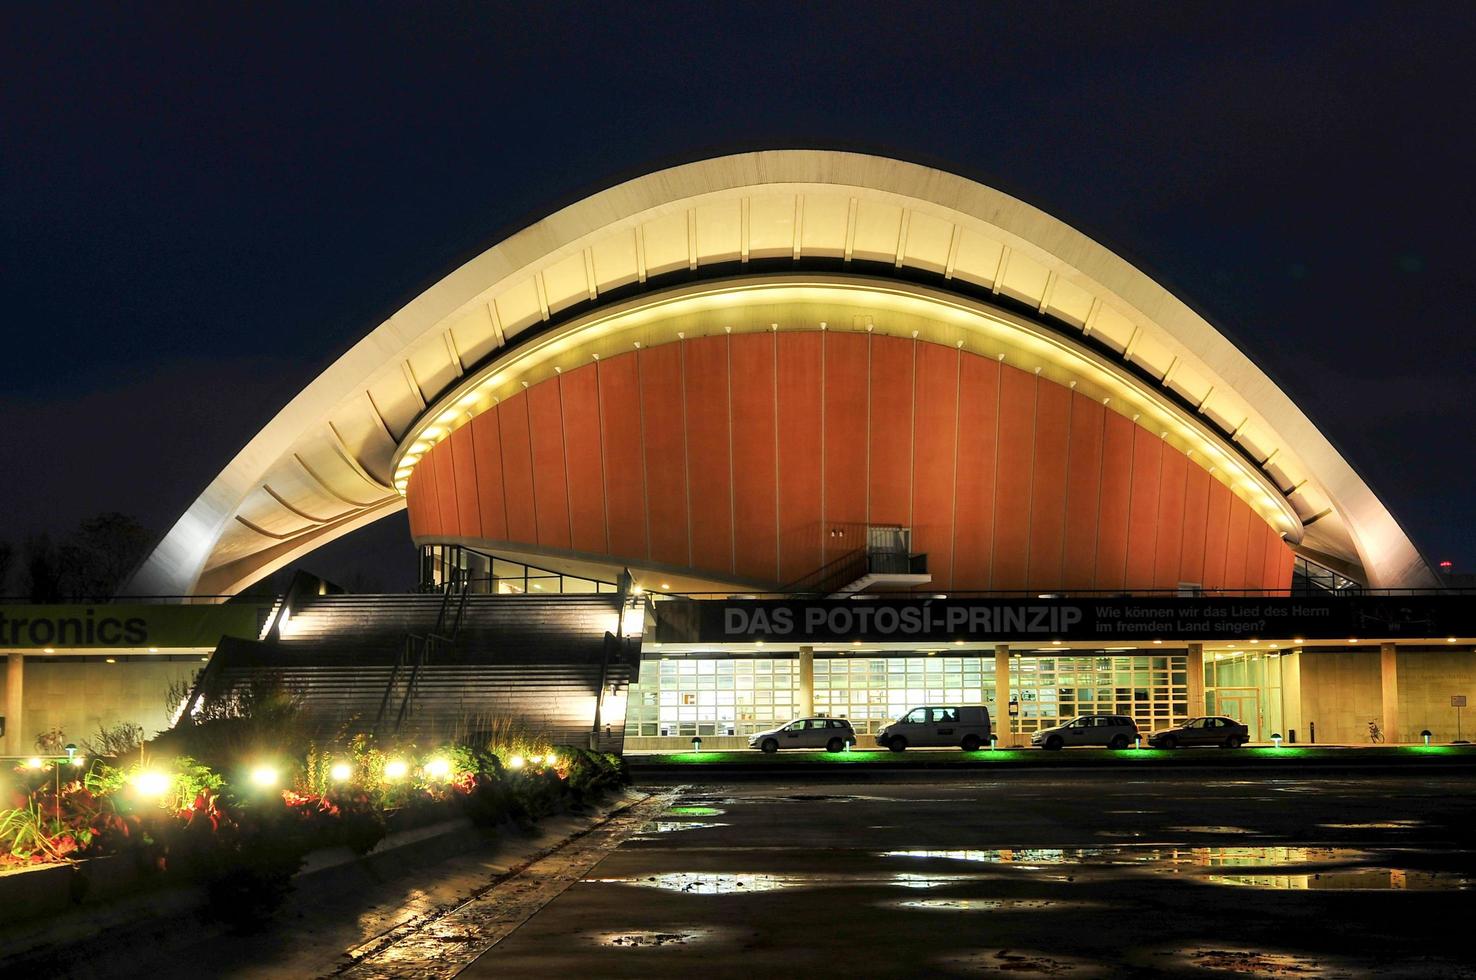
[1163,946,1344,975]
[468,774,1476,978]
[639,820,727,834]
[666,805,724,816]
[590,871,990,894]
[889,897,1095,912]
[1207,868,1472,890]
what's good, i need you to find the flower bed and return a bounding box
[0,729,627,929]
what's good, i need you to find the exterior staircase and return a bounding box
[179,591,640,749]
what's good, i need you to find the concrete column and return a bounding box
[1380,643,1400,744]
[994,644,1012,747]
[798,646,814,717]
[1186,643,1205,720]
[5,654,22,756]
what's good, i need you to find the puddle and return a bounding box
[591,871,988,894]
[639,821,726,834]
[667,805,724,816]
[590,872,803,894]
[936,948,1098,975]
[1165,947,1341,975]
[1205,868,1472,890]
[883,848,1111,865]
[891,897,1093,912]
[1317,820,1423,830]
[1165,825,1259,835]
[598,930,710,947]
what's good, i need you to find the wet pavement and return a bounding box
[465,772,1476,978]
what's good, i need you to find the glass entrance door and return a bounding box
[1208,687,1263,741]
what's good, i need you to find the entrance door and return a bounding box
[1210,688,1263,741]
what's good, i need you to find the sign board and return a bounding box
[1454,696,1468,708]
[0,603,272,650]
[654,594,1476,645]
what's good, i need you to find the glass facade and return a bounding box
[1008,654,1188,736]
[624,650,1192,740]
[1205,650,1285,741]
[420,545,618,595]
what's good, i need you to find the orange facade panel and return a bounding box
[952,353,1000,590]
[1094,410,1134,590]
[597,355,648,562]
[405,333,1296,598]
[431,432,460,539]
[729,333,778,582]
[527,379,571,550]
[1123,427,1162,590]
[1244,509,1269,593]
[1061,392,1104,591]
[1152,448,1188,590]
[867,335,914,527]
[683,336,734,577]
[1178,462,1210,588]
[1223,494,1252,592]
[823,332,869,565]
[991,365,1036,591]
[1202,478,1232,589]
[911,342,959,590]
[497,392,537,546]
[776,332,823,584]
[1025,377,1071,591]
[558,364,607,555]
[639,344,689,568]
[449,424,481,544]
[470,409,508,542]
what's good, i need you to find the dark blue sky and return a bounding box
[4,2,1475,588]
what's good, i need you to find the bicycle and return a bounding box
[1368,720,1384,744]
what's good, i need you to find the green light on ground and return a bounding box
[669,805,722,815]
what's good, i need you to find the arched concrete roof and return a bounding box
[126,150,1437,596]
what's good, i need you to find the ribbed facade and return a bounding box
[407,332,1294,593]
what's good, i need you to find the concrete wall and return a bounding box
[1295,651,1382,745]
[1394,650,1476,744]
[1280,652,1305,743]
[1,658,200,753]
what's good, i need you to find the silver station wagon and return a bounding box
[749,717,858,753]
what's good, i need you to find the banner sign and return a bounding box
[654,594,1476,645]
[0,603,272,650]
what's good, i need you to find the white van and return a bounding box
[876,705,992,752]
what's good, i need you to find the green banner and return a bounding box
[0,603,272,649]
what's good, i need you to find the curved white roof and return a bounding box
[126,150,1437,596]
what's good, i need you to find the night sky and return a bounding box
[4,3,1475,591]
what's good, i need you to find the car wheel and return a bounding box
[1109,734,1129,750]
[1160,736,1178,750]
[1045,735,1063,751]
[889,737,908,753]
[761,738,778,754]
[826,737,844,753]
[961,735,982,752]
[1222,736,1241,749]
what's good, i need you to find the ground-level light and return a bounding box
[249,765,279,788]
[691,736,702,753]
[1134,735,1142,750]
[425,758,452,778]
[546,753,559,767]
[384,759,409,780]
[988,734,998,751]
[508,755,525,769]
[25,757,43,769]
[1422,729,1432,746]
[130,771,172,798]
[330,762,353,782]
[1271,733,1284,749]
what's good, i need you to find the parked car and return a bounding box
[876,705,992,752]
[749,717,858,753]
[1031,714,1139,750]
[1148,716,1249,749]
